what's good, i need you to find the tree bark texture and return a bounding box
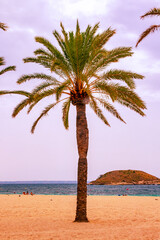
[74,103,89,222]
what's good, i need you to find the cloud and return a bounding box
[56,0,115,17]
[142,89,160,103]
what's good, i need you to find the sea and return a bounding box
[0,181,160,196]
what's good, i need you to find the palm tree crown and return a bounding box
[136,8,160,47]
[0,21,146,131]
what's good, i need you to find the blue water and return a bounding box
[0,182,160,196]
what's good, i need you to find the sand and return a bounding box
[0,195,160,240]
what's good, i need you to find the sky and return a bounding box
[0,0,160,181]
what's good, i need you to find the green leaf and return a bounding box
[27,88,57,113]
[116,86,146,109]
[55,80,70,101]
[117,99,145,116]
[34,48,52,58]
[23,57,51,69]
[17,73,59,84]
[31,102,58,133]
[96,97,125,123]
[12,98,31,117]
[92,27,116,50]
[35,36,71,73]
[89,96,110,126]
[102,69,144,89]
[0,90,31,97]
[0,66,16,75]
[31,82,55,95]
[94,81,118,101]
[62,98,71,129]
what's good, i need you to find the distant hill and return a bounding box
[89,170,160,185]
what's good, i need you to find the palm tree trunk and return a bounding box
[74,103,89,222]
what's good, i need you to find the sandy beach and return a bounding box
[0,195,160,240]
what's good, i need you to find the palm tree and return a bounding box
[0,21,146,222]
[0,22,16,78]
[136,8,160,47]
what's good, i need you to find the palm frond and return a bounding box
[59,21,83,76]
[17,73,59,84]
[0,22,8,31]
[35,36,71,73]
[84,28,116,74]
[12,98,31,117]
[116,86,146,109]
[23,57,51,69]
[53,30,68,57]
[0,66,16,75]
[92,27,116,50]
[104,47,133,65]
[0,90,31,97]
[117,99,145,116]
[102,69,144,89]
[141,8,160,18]
[0,57,5,66]
[94,82,146,110]
[96,97,125,123]
[27,88,57,113]
[31,103,58,133]
[31,82,55,96]
[76,20,80,35]
[35,37,58,55]
[89,22,99,36]
[94,81,118,101]
[56,22,100,76]
[55,80,70,101]
[89,96,110,126]
[34,48,52,58]
[59,23,74,64]
[86,47,133,78]
[62,98,71,129]
[136,25,160,47]
[77,23,100,72]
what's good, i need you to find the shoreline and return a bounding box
[0,193,160,197]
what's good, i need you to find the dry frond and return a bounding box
[136,25,160,47]
[141,8,160,19]
[0,22,8,31]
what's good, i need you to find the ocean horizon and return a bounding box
[0,182,160,196]
[0,181,78,184]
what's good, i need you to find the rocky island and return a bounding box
[89,170,160,185]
